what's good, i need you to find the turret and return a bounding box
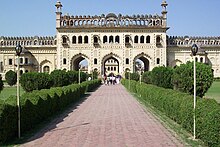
[161,0,168,27]
[55,1,63,28]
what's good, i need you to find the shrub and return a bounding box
[151,66,173,89]
[50,70,69,87]
[142,71,152,84]
[5,70,17,86]
[20,72,52,92]
[0,75,4,93]
[172,61,214,97]
[122,79,220,146]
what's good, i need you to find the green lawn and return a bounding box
[205,81,220,103]
[0,86,25,100]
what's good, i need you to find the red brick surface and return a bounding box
[21,84,183,147]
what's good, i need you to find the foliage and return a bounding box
[151,66,173,89]
[142,71,152,84]
[172,61,214,97]
[5,70,17,86]
[122,79,220,146]
[0,75,4,93]
[0,80,101,144]
[50,70,69,87]
[20,72,53,92]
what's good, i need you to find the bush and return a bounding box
[142,71,152,84]
[0,75,4,93]
[151,66,173,89]
[122,79,220,146]
[50,70,69,87]
[172,61,214,97]
[20,72,52,92]
[5,70,17,86]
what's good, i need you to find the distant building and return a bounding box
[0,1,220,79]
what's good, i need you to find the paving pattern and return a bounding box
[21,84,183,147]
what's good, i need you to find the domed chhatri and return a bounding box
[106,13,118,19]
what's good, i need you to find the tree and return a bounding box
[172,61,214,97]
[5,70,17,86]
[0,74,4,93]
[151,66,173,89]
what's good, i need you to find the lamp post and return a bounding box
[15,44,22,138]
[78,64,81,84]
[191,43,198,140]
[128,70,131,90]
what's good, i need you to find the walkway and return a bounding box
[22,84,183,147]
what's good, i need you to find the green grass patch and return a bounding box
[205,81,220,103]
[0,86,25,100]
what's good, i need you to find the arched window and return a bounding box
[63,58,67,64]
[20,58,23,64]
[195,57,198,62]
[103,36,107,43]
[9,59,13,65]
[200,57,203,63]
[43,66,50,73]
[126,58,129,64]
[20,70,23,75]
[156,36,161,43]
[134,35,138,43]
[94,36,98,43]
[25,58,28,64]
[94,58,97,64]
[84,36,88,43]
[78,36,82,44]
[62,36,67,44]
[109,36,114,43]
[25,70,28,73]
[140,36,144,43]
[156,58,160,64]
[125,36,129,43]
[115,36,120,43]
[146,35,150,43]
[72,36,76,44]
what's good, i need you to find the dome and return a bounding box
[106,13,117,19]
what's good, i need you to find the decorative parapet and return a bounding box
[0,36,57,47]
[167,36,220,47]
[58,13,167,28]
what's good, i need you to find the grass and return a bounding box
[0,86,25,100]
[205,81,220,103]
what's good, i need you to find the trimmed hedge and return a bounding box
[0,79,101,144]
[122,79,220,147]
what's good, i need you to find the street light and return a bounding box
[191,43,198,140]
[128,70,131,90]
[78,64,81,84]
[15,44,22,138]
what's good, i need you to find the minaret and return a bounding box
[55,1,63,28]
[161,1,168,27]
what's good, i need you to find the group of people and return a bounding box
[102,74,121,85]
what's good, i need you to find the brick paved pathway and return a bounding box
[22,84,183,147]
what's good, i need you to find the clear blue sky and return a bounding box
[0,0,219,37]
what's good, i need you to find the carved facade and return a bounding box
[0,1,220,79]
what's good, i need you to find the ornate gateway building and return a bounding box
[0,1,220,79]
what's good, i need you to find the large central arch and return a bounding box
[101,52,121,75]
[70,53,89,71]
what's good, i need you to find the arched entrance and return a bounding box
[70,54,89,71]
[102,53,120,76]
[133,53,151,72]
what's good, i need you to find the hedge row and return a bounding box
[122,79,220,147]
[0,79,101,144]
[20,70,87,92]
